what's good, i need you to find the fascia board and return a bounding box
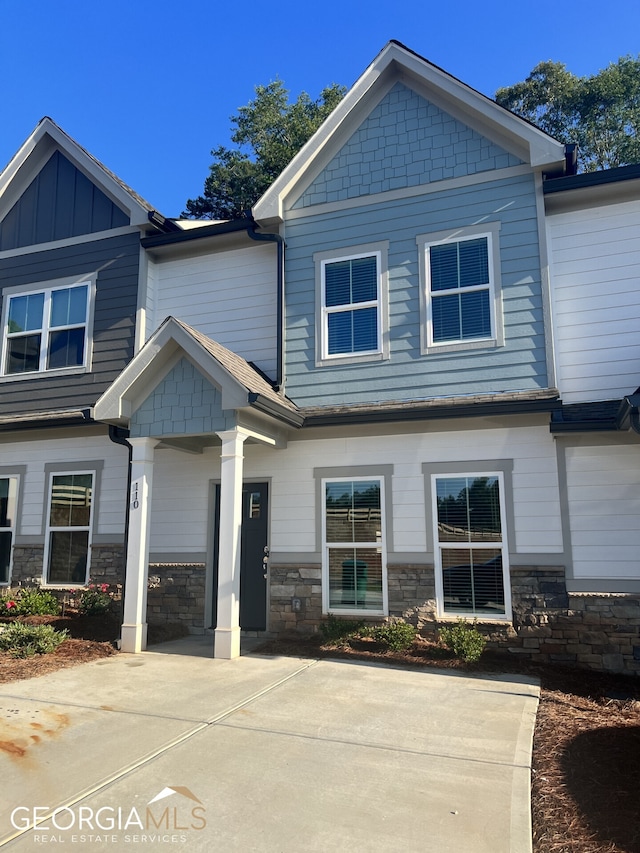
[253,43,564,223]
[393,49,565,168]
[0,118,151,228]
[253,50,386,224]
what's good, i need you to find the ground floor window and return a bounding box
[433,473,509,618]
[0,477,18,584]
[323,478,386,614]
[44,472,94,584]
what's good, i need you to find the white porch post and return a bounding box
[121,437,158,653]
[214,428,248,659]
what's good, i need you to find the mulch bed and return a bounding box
[0,620,638,851]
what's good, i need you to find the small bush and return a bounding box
[0,622,68,658]
[1,588,61,616]
[439,619,486,663]
[320,615,364,645]
[76,582,112,615]
[366,621,417,652]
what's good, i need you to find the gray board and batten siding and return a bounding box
[285,172,546,408]
[0,151,129,251]
[0,231,140,415]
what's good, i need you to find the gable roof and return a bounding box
[0,117,164,230]
[93,317,302,428]
[253,40,566,224]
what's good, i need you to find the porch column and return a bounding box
[121,437,158,653]
[214,428,248,659]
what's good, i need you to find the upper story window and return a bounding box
[417,223,503,355]
[315,242,389,367]
[1,278,93,378]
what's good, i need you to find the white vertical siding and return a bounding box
[548,199,640,403]
[566,444,640,579]
[149,245,278,378]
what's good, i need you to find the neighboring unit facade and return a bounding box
[1,43,639,672]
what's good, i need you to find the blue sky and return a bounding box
[2,0,639,217]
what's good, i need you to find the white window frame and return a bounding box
[314,241,389,367]
[0,275,95,380]
[417,222,504,355]
[321,475,388,617]
[0,474,19,585]
[431,470,512,621]
[43,469,95,587]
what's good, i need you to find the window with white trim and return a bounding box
[418,224,503,354]
[322,478,386,614]
[44,472,94,585]
[0,477,18,585]
[323,254,380,356]
[315,242,389,365]
[432,473,510,618]
[2,280,91,376]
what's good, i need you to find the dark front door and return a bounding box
[212,481,269,631]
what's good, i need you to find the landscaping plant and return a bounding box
[0,622,68,658]
[439,619,486,663]
[75,581,113,615]
[1,587,60,616]
[363,621,417,652]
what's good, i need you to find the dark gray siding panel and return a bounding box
[0,232,139,415]
[0,152,129,251]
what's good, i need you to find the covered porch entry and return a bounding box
[94,317,301,658]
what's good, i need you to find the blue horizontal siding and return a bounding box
[284,173,548,406]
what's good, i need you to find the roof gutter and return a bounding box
[617,393,640,435]
[247,393,303,428]
[246,220,285,392]
[302,397,561,428]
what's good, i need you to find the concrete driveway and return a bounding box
[0,637,539,852]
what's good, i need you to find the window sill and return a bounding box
[316,351,387,368]
[422,338,500,356]
[0,366,88,383]
[326,608,387,618]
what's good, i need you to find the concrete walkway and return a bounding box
[0,637,539,852]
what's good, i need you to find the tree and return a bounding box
[495,56,640,171]
[184,80,346,220]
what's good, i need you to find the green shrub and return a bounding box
[76,582,112,615]
[320,615,364,645]
[366,621,417,652]
[8,588,61,616]
[0,622,68,658]
[439,619,486,663]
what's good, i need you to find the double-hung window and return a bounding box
[418,224,503,354]
[0,477,18,584]
[315,242,389,365]
[44,472,94,585]
[322,478,387,614]
[2,278,92,376]
[432,472,510,619]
